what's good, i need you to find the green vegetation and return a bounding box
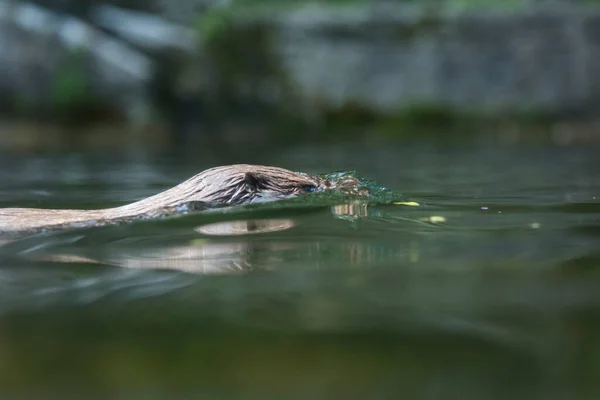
[1,49,119,125]
[314,102,475,141]
[50,50,90,112]
[190,7,302,135]
[49,50,122,125]
[194,7,232,41]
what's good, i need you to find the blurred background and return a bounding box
[1,0,600,153]
[1,0,600,398]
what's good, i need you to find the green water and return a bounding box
[0,142,599,398]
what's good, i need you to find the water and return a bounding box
[0,142,599,398]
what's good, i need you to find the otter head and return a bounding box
[314,174,367,197]
[102,164,370,217]
[185,165,321,206]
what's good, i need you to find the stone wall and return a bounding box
[236,7,600,116]
[2,1,600,121]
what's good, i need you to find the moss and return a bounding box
[195,7,232,42]
[304,98,586,143]
[388,104,465,130]
[51,50,90,111]
[0,49,120,126]
[321,101,379,130]
[311,101,479,140]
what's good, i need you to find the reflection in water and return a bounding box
[92,208,380,273]
[331,201,369,220]
[3,201,379,275]
[195,218,297,236]
[112,241,253,274]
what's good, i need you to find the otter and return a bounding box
[0,164,363,234]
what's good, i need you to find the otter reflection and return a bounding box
[110,218,299,273]
[195,219,297,236]
[24,201,372,274]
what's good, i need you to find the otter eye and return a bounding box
[302,184,316,193]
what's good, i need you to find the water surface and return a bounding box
[0,142,599,398]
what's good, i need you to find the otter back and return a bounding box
[0,164,323,235]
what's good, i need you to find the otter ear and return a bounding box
[244,172,266,191]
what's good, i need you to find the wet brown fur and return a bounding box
[0,165,322,234]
